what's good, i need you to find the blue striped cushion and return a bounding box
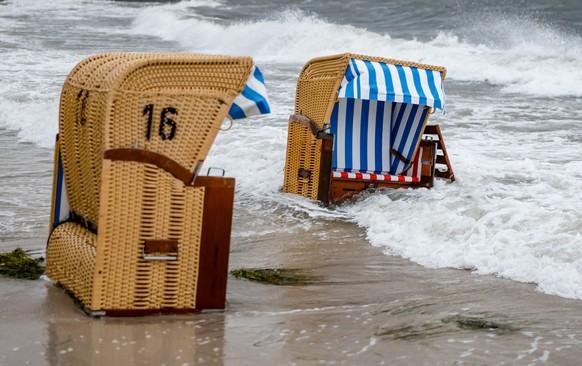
[329,98,428,175]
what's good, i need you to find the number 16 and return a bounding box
[143,104,178,141]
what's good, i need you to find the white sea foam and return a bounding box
[0,48,77,147]
[131,6,582,97]
[0,0,143,148]
[135,4,580,299]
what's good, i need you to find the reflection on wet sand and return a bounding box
[46,315,226,366]
[1,213,582,365]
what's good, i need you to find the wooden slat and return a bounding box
[317,134,334,205]
[423,124,455,182]
[195,176,235,311]
[423,125,438,134]
[436,155,448,165]
[435,170,454,180]
[104,148,194,186]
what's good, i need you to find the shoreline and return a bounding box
[2,222,582,365]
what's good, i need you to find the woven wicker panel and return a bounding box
[59,53,252,226]
[104,56,252,167]
[106,91,229,172]
[60,55,158,224]
[283,124,323,200]
[283,54,347,198]
[283,53,446,200]
[45,222,97,307]
[93,159,204,311]
[58,54,137,224]
[59,85,108,224]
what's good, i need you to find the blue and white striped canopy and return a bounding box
[338,59,445,110]
[228,65,271,120]
[329,58,446,176]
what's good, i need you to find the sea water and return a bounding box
[0,0,581,302]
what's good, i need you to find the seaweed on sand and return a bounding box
[375,312,522,340]
[0,248,45,280]
[230,268,323,285]
[450,315,521,332]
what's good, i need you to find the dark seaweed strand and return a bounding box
[0,248,45,280]
[230,268,322,286]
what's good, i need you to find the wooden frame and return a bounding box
[326,140,437,203]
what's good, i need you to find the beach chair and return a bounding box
[283,53,454,204]
[46,53,270,316]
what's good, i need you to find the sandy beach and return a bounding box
[2,217,582,366]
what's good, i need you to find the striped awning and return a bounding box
[338,59,446,110]
[329,58,446,176]
[228,65,271,119]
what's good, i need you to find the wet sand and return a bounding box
[2,218,582,366]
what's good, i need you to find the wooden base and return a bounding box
[53,176,235,317]
[328,140,436,204]
[330,179,427,203]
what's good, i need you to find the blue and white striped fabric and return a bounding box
[51,148,70,230]
[329,58,443,176]
[329,99,428,175]
[228,65,271,120]
[338,58,445,110]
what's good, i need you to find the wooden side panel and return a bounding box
[317,134,334,205]
[419,140,436,187]
[194,176,235,311]
[424,124,455,182]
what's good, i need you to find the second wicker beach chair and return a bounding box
[283,53,454,204]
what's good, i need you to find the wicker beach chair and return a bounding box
[46,53,270,316]
[283,53,454,204]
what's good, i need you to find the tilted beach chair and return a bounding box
[283,53,454,204]
[46,53,270,316]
